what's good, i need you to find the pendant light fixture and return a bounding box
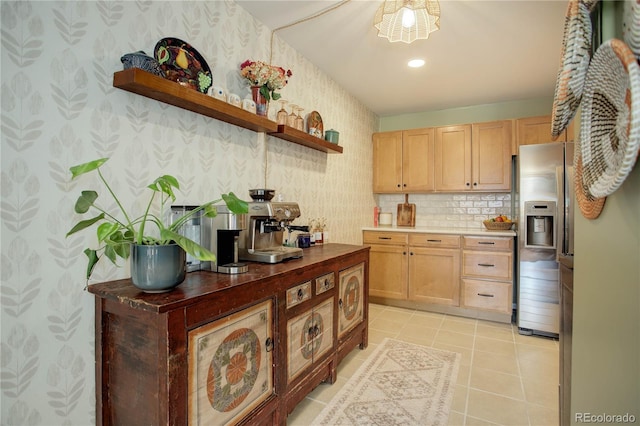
[373,0,441,44]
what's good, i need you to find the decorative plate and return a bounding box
[306,111,323,138]
[551,0,592,138]
[579,39,640,199]
[154,37,212,93]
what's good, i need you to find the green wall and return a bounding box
[571,1,640,423]
[379,97,555,131]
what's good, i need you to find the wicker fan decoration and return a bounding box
[551,0,593,138]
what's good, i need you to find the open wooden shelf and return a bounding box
[269,125,343,154]
[113,69,343,154]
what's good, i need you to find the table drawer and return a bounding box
[363,231,407,245]
[463,235,513,251]
[462,279,512,314]
[462,251,512,280]
[409,233,460,248]
[315,272,335,295]
[286,281,312,309]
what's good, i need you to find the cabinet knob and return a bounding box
[410,252,414,256]
[466,182,470,186]
[397,184,401,188]
[403,183,406,187]
[265,337,274,352]
[338,299,343,308]
[473,182,478,186]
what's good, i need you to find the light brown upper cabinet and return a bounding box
[373,128,435,193]
[435,121,512,192]
[516,114,575,147]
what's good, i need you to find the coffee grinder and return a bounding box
[208,204,248,274]
[170,204,248,274]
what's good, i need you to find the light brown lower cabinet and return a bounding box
[364,230,513,321]
[461,236,513,316]
[364,231,461,307]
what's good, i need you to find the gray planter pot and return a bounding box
[130,244,186,293]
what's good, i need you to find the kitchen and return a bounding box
[1,1,638,426]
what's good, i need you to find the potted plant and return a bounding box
[66,158,248,292]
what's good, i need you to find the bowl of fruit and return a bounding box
[483,215,514,230]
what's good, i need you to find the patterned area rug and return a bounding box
[312,338,461,426]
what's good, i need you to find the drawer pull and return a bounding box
[427,239,441,243]
[379,237,392,240]
[265,337,274,352]
[478,241,495,245]
[478,263,495,267]
[297,289,304,300]
[477,293,494,298]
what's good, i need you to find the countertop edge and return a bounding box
[362,226,516,237]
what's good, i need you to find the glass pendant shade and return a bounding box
[373,0,441,44]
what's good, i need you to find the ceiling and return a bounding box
[236,0,569,117]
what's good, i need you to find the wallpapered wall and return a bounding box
[0,1,378,423]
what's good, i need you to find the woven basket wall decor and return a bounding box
[623,0,640,58]
[551,0,593,138]
[574,147,606,219]
[579,39,640,199]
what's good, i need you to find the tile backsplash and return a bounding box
[377,193,513,229]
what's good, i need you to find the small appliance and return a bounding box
[170,204,248,274]
[238,190,306,263]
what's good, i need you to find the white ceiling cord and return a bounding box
[263,0,352,189]
[268,0,353,64]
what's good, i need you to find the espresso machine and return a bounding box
[238,190,305,263]
[170,204,248,274]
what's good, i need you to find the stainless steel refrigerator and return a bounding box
[517,142,574,337]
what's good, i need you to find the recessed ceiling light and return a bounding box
[408,59,425,68]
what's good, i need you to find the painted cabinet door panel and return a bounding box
[188,299,274,425]
[286,298,334,382]
[338,262,365,338]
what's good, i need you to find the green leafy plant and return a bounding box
[66,158,248,280]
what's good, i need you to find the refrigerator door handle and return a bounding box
[556,165,564,261]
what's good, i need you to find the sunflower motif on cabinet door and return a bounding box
[207,327,261,412]
[342,276,360,321]
[188,300,273,425]
[300,311,324,360]
[338,263,365,337]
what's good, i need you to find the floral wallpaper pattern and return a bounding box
[0,1,378,424]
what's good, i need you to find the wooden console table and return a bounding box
[89,243,369,425]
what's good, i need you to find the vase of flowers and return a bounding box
[240,60,292,116]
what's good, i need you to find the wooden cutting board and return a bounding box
[397,194,416,227]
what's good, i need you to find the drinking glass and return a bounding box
[295,107,305,131]
[287,104,298,127]
[276,99,288,125]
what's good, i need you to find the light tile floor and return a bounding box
[288,303,559,426]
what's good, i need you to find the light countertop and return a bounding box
[362,226,516,238]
